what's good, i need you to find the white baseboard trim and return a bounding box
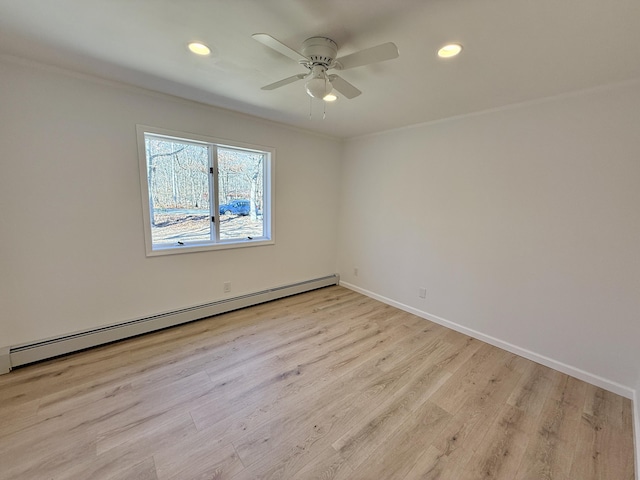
[0,346,10,374]
[6,274,339,372]
[340,281,634,400]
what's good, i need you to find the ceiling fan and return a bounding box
[253,33,399,101]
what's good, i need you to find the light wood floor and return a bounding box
[0,286,635,479]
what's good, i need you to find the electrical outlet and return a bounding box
[223,281,231,293]
[419,287,427,299]
[354,267,359,277]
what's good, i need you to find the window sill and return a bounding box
[145,238,275,257]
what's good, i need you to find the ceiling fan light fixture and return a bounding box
[305,75,333,99]
[438,43,463,58]
[323,93,337,102]
[188,42,211,55]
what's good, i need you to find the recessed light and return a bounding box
[188,42,211,55]
[438,43,463,58]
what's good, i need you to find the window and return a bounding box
[137,125,274,255]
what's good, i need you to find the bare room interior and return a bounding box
[0,1,638,479]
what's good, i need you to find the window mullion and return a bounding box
[210,145,219,243]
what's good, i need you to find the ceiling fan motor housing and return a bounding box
[301,37,338,67]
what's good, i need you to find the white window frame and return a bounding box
[137,125,275,256]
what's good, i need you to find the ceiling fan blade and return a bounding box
[328,75,362,99]
[261,73,307,90]
[335,42,399,70]
[252,33,306,62]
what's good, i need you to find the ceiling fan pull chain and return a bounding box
[309,96,313,119]
[323,100,326,120]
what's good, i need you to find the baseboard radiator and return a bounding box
[6,274,339,371]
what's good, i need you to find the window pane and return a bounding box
[217,147,265,241]
[145,135,211,246]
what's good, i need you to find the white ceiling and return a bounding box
[1,0,639,138]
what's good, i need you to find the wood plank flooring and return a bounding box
[0,286,635,479]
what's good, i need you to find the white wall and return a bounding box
[338,81,640,395]
[0,57,341,347]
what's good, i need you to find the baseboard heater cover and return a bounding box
[7,274,339,370]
